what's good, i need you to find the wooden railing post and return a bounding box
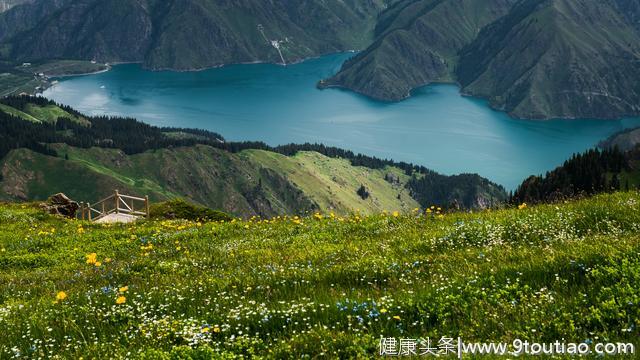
[145,196,150,219]
[80,202,84,220]
[114,190,119,214]
[88,203,92,221]
[102,202,105,216]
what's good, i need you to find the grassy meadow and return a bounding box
[0,192,639,358]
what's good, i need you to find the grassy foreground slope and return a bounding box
[0,192,639,358]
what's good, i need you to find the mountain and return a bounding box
[600,127,640,152]
[457,0,640,119]
[1,146,419,217]
[0,0,391,70]
[323,0,640,120]
[320,0,517,101]
[0,96,507,217]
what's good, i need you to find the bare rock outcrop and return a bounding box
[40,193,79,218]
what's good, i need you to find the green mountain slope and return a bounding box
[457,0,640,119]
[0,145,422,217]
[1,191,639,357]
[320,0,518,100]
[0,96,88,124]
[0,0,391,70]
[0,96,507,216]
[323,0,640,120]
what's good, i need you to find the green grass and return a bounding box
[0,103,40,122]
[0,191,639,358]
[2,146,424,218]
[0,60,106,97]
[22,104,89,125]
[0,100,89,125]
[0,71,44,97]
[242,150,420,214]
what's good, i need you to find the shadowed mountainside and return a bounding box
[323,0,640,120]
[0,0,392,70]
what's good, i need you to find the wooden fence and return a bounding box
[79,190,149,221]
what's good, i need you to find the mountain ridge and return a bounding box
[322,0,640,120]
[0,0,392,70]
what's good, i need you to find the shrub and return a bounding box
[149,199,232,221]
[356,185,370,200]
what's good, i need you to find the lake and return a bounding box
[43,53,640,190]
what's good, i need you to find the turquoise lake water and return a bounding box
[43,53,640,190]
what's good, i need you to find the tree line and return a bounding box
[511,147,633,204]
[0,96,442,176]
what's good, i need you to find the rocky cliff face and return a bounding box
[0,0,391,70]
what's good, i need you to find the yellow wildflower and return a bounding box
[118,286,129,293]
[213,326,221,333]
[392,211,400,217]
[380,308,388,314]
[518,203,527,210]
[201,327,210,333]
[85,253,97,264]
[56,291,67,301]
[116,296,126,305]
[393,315,401,320]
[94,261,102,267]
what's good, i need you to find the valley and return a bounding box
[0,96,507,217]
[42,55,640,190]
[1,0,639,119]
[1,2,640,357]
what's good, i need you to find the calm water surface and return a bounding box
[43,53,640,189]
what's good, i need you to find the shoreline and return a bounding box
[49,65,112,79]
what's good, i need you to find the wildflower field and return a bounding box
[1,192,639,358]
